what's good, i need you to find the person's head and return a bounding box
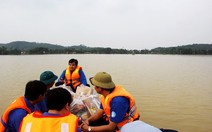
[68,59,78,72]
[24,80,47,102]
[45,87,73,112]
[40,71,58,88]
[90,72,115,93]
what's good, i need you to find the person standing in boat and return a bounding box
[0,80,47,132]
[80,72,140,132]
[57,58,88,92]
[20,87,82,132]
[35,71,58,113]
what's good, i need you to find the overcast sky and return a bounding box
[0,0,212,50]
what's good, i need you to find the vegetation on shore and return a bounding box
[0,41,212,55]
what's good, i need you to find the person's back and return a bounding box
[0,80,47,132]
[20,88,82,132]
[35,70,58,113]
[20,111,79,132]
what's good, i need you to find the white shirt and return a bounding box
[120,120,162,132]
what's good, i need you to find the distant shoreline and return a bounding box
[1,41,212,55]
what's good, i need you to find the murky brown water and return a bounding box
[1,54,212,132]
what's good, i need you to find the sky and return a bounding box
[0,0,212,50]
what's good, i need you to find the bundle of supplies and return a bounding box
[69,84,100,120]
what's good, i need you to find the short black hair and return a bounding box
[102,87,115,93]
[69,58,78,66]
[24,80,47,101]
[45,88,73,111]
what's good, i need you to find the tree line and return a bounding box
[0,42,212,55]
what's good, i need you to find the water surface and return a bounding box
[0,54,212,132]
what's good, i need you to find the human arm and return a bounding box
[80,109,117,132]
[8,109,28,132]
[80,97,130,132]
[79,69,87,85]
[81,120,117,132]
[109,97,129,123]
[58,70,66,83]
[84,109,104,125]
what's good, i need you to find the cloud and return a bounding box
[0,0,212,49]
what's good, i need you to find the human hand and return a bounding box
[80,121,90,132]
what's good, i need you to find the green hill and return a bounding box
[0,41,65,50]
[0,41,212,55]
[151,44,212,54]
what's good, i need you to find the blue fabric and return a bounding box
[34,99,48,113]
[58,68,87,86]
[100,103,103,109]
[42,112,82,132]
[100,96,130,123]
[35,88,51,113]
[7,97,34,132]
[43,112,59,116]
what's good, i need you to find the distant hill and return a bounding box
[0,41,65,50]
[151,44,212,54]
[153,44,212,50]
[0,41,130,54]
[0,41,212,55]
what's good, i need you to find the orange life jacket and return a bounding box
[19,111,79,132]
[65,65,82,89]
[100,85,140,131]
[0,96,32,132]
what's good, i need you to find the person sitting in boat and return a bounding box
[80,72,140,132]
[35,70,58,113]
[0,80,47,132]
[20,87,82,132]
[57,58,88,92]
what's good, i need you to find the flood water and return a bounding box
[0,54,212,132]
